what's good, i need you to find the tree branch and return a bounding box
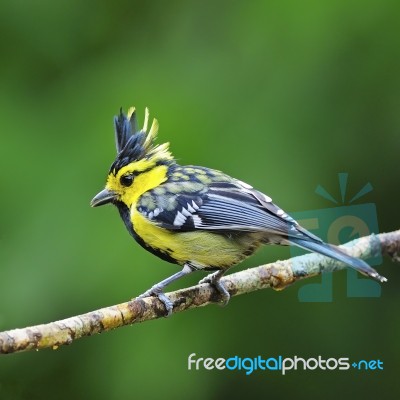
[1,230,399,355]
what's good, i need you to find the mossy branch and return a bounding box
[1,230,399,355]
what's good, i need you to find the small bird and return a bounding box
[91,106,387,315]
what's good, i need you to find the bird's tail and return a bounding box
[290,237,387,283]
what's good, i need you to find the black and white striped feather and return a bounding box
[140,180,320,243]
[137,175,386,281]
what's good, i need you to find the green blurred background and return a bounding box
[1,1,399,399]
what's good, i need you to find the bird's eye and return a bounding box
[120,174,134,187]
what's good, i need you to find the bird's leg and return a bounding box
[199,269,230,306]
[137,264,193,317]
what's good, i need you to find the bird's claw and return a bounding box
[199,273,230,307]
[137,286,174,317]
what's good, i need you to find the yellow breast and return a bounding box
[131,210,256,269]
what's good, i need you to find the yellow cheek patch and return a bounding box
[105,161,168,207]
[120,164,168,207]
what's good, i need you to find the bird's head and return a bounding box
[91,107,173,208]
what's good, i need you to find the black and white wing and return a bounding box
[139,179,320,242]
[137,178,388,281]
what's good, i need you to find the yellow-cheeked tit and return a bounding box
[91,107,387,315]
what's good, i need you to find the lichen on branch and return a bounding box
[1,230,399,355]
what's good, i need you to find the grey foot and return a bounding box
[137,285,174,317]
[199,272,230,306]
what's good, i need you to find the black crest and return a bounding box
[109,107,163,173]
[115,107,139,153]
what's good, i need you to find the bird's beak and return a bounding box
[90,189,117,207]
